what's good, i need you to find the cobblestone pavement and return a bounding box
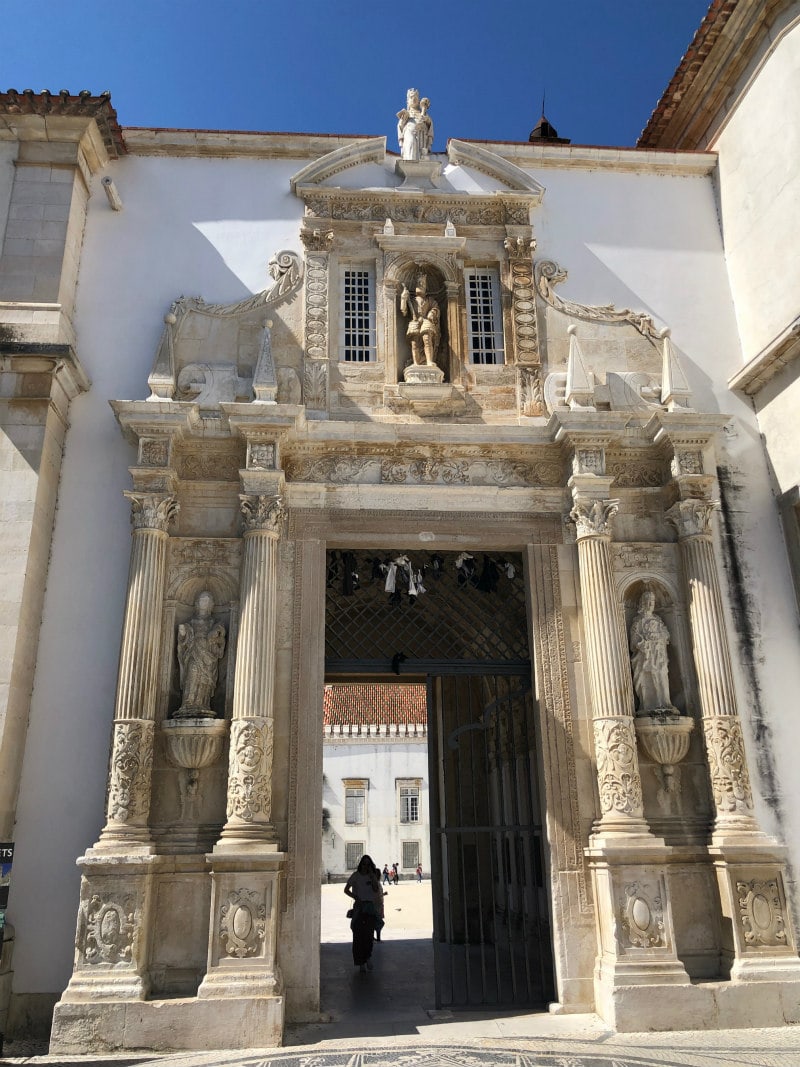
[4,885,800,1067]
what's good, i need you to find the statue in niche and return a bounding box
[175,591,226,718]
[400,272,441,366]
[397,88,433,161]
[629,589,677,715]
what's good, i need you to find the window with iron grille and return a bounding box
[465,267,504,364]
[345,785,366,825]
[400,785,419,823]
[402,840,420,869]
[340,267,376,362]
[345,841,364,870]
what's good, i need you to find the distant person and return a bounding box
[382,864,391,884]
[416,863,423,883]
[344,854,379,973]
[392,863,399,884]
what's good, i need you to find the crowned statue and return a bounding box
[397,88,433,161]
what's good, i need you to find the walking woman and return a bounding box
[344,854,379,972]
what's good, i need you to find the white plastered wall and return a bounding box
[0,142,17,247]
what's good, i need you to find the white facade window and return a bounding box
[402,840,420,869]
[340,267,376,362]
[345,841,364,870]
[400,785,419,823]
[465,267,504,364]
[345,784,366,825]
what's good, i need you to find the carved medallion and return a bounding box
[737,878,788,948]
[81,893,135,965]
[220,888,266,959]
[620,879,666,948]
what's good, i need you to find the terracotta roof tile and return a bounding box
[323,683,427,726]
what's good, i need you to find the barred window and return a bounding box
[465,268,504,364]
[340,267,376,362]
[345,841,364,870]
[400,786,419,823]
[402,840,420,869]
[345,785,366,825]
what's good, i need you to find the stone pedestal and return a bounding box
[394,158,442,189]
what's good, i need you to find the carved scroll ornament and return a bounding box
[227,719,274,822]
[220,888,266,958]
[594,717,643,817]
[704,716,754,815]
[81,893,135,965]
[535,260,658,341]
[106,720,154,823]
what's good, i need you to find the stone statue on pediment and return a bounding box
[397,88,433,161]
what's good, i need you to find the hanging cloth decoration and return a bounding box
[476,554,500,593]
[454,552,477,587]
[341,551,359,596]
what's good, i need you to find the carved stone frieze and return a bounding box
[219,888,267,959]
[574,448,606,476]
[570,498,619,538]
[704,716,755,815]
[613,544,672,571]
[80,892,136,965]
[737,878,788,948]
[127,493,179,533]
[284,447,564,488]
[247,443,275,470]
[508,255,540,364]
[139,438,170,467]
[593,717,643,817]
[240,494,286,535]
[303,360,328,410]
[227,719,274,822]
[620,879,666,949]
[169,538,240,569]
[107,720,155,823]
[178,451,242,482]
[672,449,704,477]
[666,499,719,539]
[535,259,659,340]
[303,192,527,227]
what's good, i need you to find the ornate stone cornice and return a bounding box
[301,187,531,227]
[125,492,179,532]
[240,493,285,534]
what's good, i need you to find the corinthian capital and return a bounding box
[126,492,179,532]
[570,497,619,538]
[240,493,286,534]
[666,498,718,539]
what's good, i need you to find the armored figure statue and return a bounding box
[629,589,677,714]
[397,88,433,161]
[400,273,441,366]
[176,591,226,717]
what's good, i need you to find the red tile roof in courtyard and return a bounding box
[323,683,427,726]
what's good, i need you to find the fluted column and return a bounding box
[571,490,649,837]
[218,493,285,846]
[97,492,178,849]
[666,498,758,837]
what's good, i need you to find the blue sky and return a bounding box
[6,1,710,148]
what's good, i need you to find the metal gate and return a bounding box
[428,670,554,1009]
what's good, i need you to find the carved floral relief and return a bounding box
[107,720,154,823]
[594,718,643,817]
[227,719,274,822]
[704,716,754,815]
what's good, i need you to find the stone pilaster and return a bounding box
[300,227,332,411]
[217,493,284,847]
[96,492,178,850]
